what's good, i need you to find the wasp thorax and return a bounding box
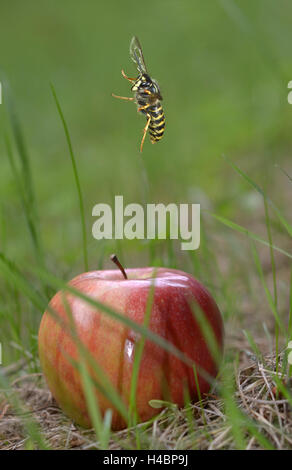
[132,74,162,99]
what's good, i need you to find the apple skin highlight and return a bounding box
[38,267,224,430]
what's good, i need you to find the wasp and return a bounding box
[112,36,165,152]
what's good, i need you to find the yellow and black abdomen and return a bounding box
[149,104,165,143]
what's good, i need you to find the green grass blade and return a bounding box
[289,267,292,341]
[0,205,7,252]
[4,103,45,270]
[190,300,222,368]
[50,83,88,272]
[251,242,287,340]
[275,164,292,183]
[5,89,35,209]
[272,375,292,408]
[4,134,45,267]
[62,294,106,447]
[288,268,292,378]
[264,197,279,373]
[129,271,156,431]
[221,361,274,450]
[0,372,50,449]
[192,364,209,440]
[242,329,263,361]
[207,211,292,259]
[0,253,47,311]
[77,360,103,442]
[222,155,292,237]
[221,363,247,449]
[102,409,113,449]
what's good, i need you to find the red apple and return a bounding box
[38,258,224,430]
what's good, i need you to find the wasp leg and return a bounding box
[112,93,134,101]
[121,69,136,82]
[140,114,151,153]
[138,104,150,112]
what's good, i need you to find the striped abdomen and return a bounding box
[149,104,165,143]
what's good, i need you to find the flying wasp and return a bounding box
[112,36,165,152]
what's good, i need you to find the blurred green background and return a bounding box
[0,0,291,275]
[0,1,292,441]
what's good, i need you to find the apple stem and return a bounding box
[110,254,128,280]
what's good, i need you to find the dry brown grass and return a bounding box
[1,348,291,450]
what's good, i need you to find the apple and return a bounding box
[38,256,224,430]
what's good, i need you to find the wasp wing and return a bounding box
[130,36,148,74]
